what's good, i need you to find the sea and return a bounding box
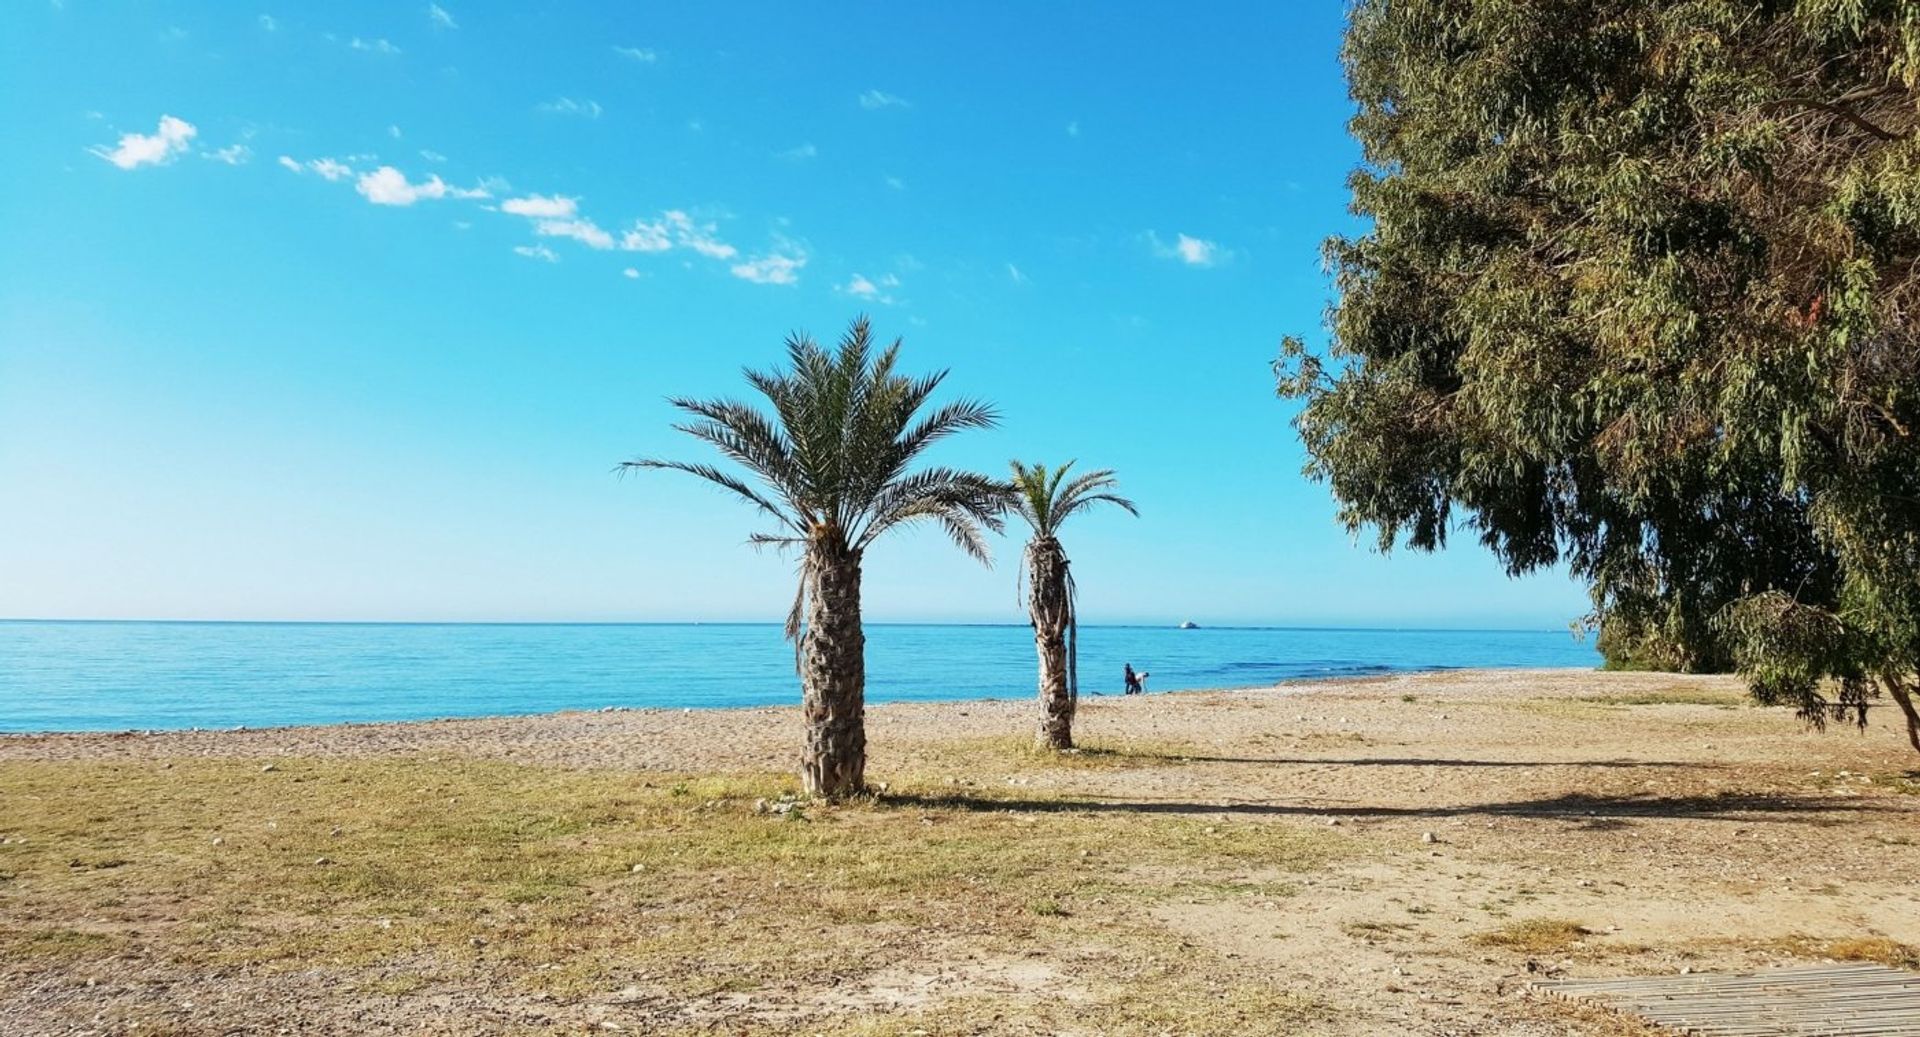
[0,621,1601,733]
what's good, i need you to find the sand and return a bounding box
[3,667,1918,1035]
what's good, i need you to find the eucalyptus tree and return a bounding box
[1279,0,1920,751]
[1008,460,1137,750]
[626,318,1011,797]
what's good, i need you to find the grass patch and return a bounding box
[1474,918,1590,954]
[0,755,1342,1031]
[1577,687,1749,707]
[915,735,1208,773]
[1773,934,1920,969]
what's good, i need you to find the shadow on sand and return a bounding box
[879,789,1891,824]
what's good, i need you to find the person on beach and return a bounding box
[1124,663,1142,695]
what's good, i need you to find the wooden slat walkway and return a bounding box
[1533,965,1920,1036]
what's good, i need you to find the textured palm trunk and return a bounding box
[800,537,867,799]
[1028,537,1074,750]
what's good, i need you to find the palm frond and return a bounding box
[620,458,801,531]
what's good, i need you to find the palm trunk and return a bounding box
[800,537,867,799]
[1029,538,1074,750]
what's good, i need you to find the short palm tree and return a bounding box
[625,317,1009,799]
[1009,460,1138,750]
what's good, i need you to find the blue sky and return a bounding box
[0,2,1590,628]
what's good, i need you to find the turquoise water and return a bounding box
[0,621,1600,733]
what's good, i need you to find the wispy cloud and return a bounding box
[612,45,657,63]
[1066,120,1080,137]
[663,211,736,259]
[1150,231,1223,267]
[841,272,900,303]
[858,89,910,110]
[258,14,278,31]
[279,156,356,181]
[500,194,577,219]
[621,219,672,253]
[419,149,446,163]
[536,97,602,118]
[622,267,641,279]
[513,244,559,262]
[884,175,905,191]
[355,165,488,205]
[92,115,197,170]
[779,143,818,161]
[1007,263,1029,285]
[537,218,614,249]
[205,143,252,165]
[350,37,401,55]
[426,3,457,29]
[731,250,806,285]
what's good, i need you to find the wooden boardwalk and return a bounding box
[1533,965,1920,1036]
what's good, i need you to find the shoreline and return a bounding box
[0,665,1603,741]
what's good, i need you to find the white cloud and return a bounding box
[310,157,353,180]
[612,46,656,62]
[731,251,806,286]
[779,142,818,161]
[620,219,673,253]
[205,143,252,165]
[858,90,910,110]
[1151,231,1222,267]
[537,97,602,118]
[258,14,278,31]
[513,244,559,262]
[93,114,197,170]
[1007,263,1029,285]
[388,124,403,139]
[350,37,401,55]
[427,3,457,29]
[841,272,899,303]
[419,149,446,163]
[355,165,487,205]
[277,155,302,172]
[663,210,736,259]
[501,194,577,218]
[537,218,614,249]
[622,267,641,279]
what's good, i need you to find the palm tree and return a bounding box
[624,317,1009,799]
[1008,460,1138,750]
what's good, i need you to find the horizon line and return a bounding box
[0,617,1585,635]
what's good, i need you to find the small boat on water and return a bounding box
[1177,620,1199,630]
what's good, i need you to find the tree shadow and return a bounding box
[1093,751,1710,769]
[879,789,1890,824]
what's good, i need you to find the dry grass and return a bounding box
[0,755,1338,1034]
[1576,687,1751,707]
[1474,918,1592,955]
[1769,935,1920,969]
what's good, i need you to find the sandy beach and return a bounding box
[4,668,1918,1035]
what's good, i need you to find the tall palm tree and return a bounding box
[1008,460,1138,750]
[624,317,1009,799]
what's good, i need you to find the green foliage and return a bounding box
[1282,0,1920,750]
[1007,460,1139,540]
[626,317,1012,636]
